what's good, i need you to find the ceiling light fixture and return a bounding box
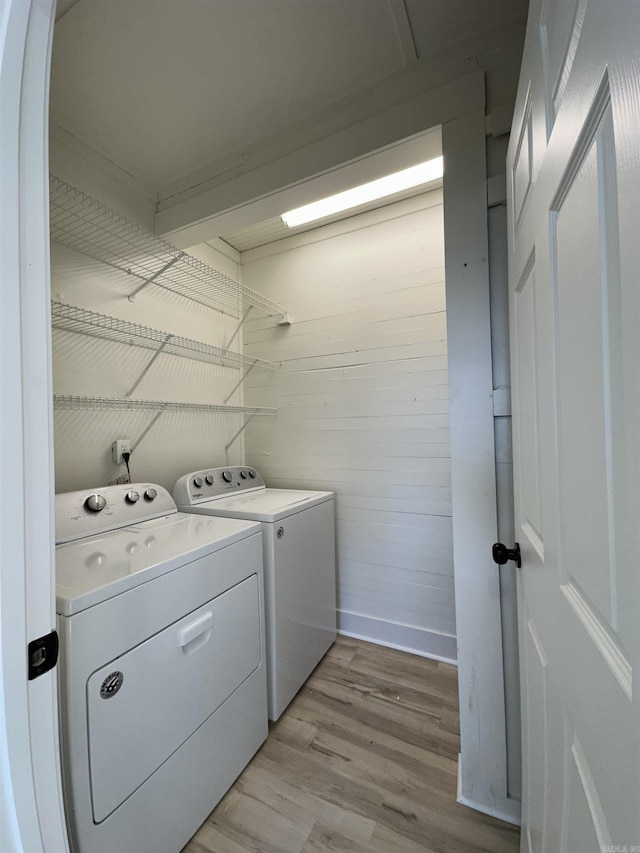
[280,156,443,228]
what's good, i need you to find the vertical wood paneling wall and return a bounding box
[242,190,456,661]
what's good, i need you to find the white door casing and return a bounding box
[0,0,68,850]
[444,108,521,826]
[508,1,639,850]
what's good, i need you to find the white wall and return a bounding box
[242,190,456,662]
[49,155,250,494]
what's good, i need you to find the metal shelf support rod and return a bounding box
[126,334,173,398]
[224,363,256,404]
[224,305,253,351]
[128,253,185,302]
[130,411,165,455]
[225,414,255,452]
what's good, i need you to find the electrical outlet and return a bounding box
[112,439,131,464]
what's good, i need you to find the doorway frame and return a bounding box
[1,12,517,842]
[443,110,520,824]
[0,0,69,849]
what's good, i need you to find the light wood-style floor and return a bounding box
[182,637,520,853]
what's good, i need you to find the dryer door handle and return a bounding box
[178,611,214,651]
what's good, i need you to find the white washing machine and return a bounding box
[55,482,268,853]
[173,467,336,721]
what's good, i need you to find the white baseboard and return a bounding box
[337,610,457,664]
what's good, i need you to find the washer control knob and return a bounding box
[193,476,203,488]
[84,494,106,513]
[205,475,214,485]
[125,490,139,504]
[222,470,233,483]
[144,488,158,501]
[248,469,256,478]
[240,470,247,479]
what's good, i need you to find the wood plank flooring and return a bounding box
[182,637,520,853]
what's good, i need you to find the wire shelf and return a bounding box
[49,176,289,320]
[53,395,277,416]
[51,301,279,371]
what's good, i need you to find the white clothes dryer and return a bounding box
[173,467,336,721]
[55,482,267,853]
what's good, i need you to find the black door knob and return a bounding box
[492,542,522,568]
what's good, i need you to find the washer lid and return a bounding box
[55,512,261,616]
[178,488,333,522]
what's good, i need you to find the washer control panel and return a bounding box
[55,483,176,544]
[173,466,265,506]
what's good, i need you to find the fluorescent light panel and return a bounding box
[281,156,443,228]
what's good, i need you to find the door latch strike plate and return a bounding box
[28,630,59,680]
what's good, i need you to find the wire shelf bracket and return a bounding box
[223,363,256,404]
[127,253,185,302]
[225,414,256,453]
[130,411,164,455]
[125,333,172,398]
[225,304,253,352]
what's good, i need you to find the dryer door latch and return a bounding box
[27,630,59,680]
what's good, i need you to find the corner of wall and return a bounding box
[49,125,156,229]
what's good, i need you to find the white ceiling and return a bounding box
[51,0,406,193]
[50,0,527,205]
[404,0,527,57]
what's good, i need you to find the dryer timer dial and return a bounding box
[84,494,106,513]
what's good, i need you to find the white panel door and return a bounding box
[507,2,639,851]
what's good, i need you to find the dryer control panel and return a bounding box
[55,483,176,544]
[173,467,265,506]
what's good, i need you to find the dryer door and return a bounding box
[86,573,261,822]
